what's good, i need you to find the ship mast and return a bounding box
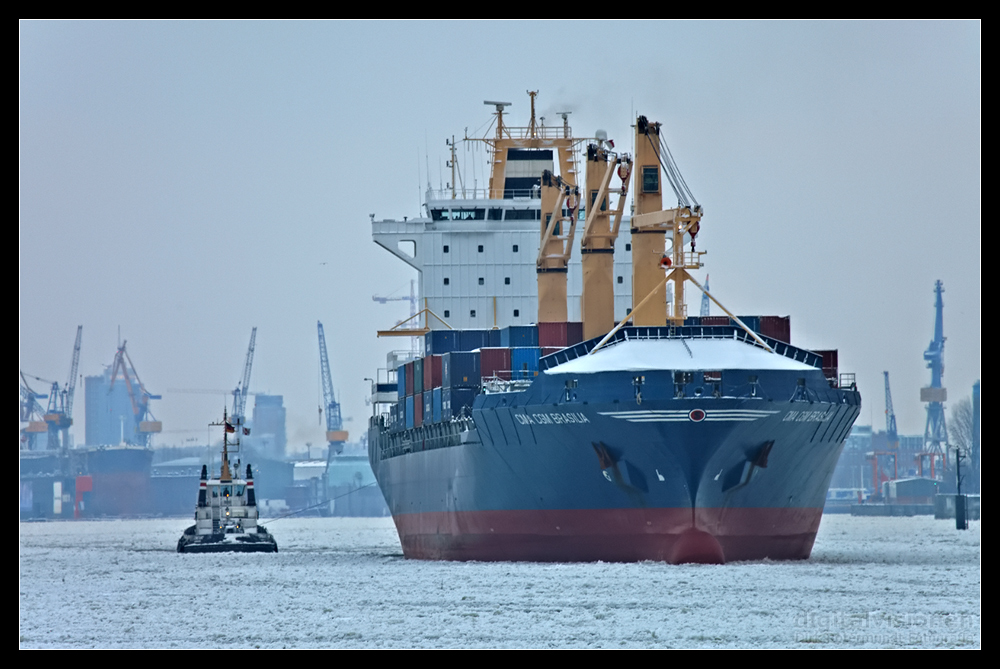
[630,116,704,325]
[211,408,237,482]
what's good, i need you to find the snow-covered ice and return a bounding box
[19,515,980,649]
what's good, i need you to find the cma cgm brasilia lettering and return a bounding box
[366,93,860,564]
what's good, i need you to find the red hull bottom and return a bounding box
[392,508,823,564]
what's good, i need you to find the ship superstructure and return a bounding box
[372,95,634,332]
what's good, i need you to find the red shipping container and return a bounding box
[480,347,511,381]
[538,322,568,347]
[701,316,730,326]
[760,316,791,344]
[566,322,584,345]
[423,354,443,390]
[541,347,563,356]
[414,391,424,427]
[816,349,839,380]
[405,361,414,397]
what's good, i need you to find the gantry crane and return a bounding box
[231,327,257,430]
[921,281,948,458]
[317,321,348,455]
[108,341,161,447]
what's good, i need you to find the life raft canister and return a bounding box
[659,255,672,269]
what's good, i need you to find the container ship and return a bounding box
[366,94,860,563]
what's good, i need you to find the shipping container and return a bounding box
[413,357,424,395]
[480,347,512,381]
[423,354,443,390]
[443,351,481,389]
[423,391,433,425]
[511,347,541,379]
[759,316,791,344]
[700,316,729,326]
[425,330,460,356]
[442,387,478,421]
[566,321,583,346]
[487,328,502,347]
[414,392,424,427]
[405,362,414,397]
[538,322,568,347]
[397,363,406,399]
[432,387,442,423]
[501,325,538,348]
[405,395,414,429]
[816,350,839,381]
[459,329,491,352]
[735,316,761,334]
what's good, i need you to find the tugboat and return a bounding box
[177,410,277,553]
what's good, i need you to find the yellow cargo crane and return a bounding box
[580,141,632,340]
[536,169,579,323]
[591,117,771,355]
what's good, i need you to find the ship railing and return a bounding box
[539,325,825,372]
[481,375,534,394]
[837,373,857,391]
[425,187,543,201]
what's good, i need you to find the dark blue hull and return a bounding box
[369,357,861,563]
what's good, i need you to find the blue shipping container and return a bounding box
[443,351,481,389]
[442,387,478,421]
[405,395,414,429]
[501,325,538,348]
[459,329,490,352]
[425,330,459,356]
[735,316,761,334]
[511,347,541,379]
[396,364,406,399]
[423,391,433,425]
[432,387,442,423]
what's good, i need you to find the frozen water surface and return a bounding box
[19,515,980,649]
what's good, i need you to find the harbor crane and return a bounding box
[19,372,48,450]
[231,327,257,430]
[921,281,948,459]
[883,371,899,451]
[108,341,162,447]
[19,326,83,450]
[317,321,348,455]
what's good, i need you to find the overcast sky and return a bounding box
[19,21,980,450]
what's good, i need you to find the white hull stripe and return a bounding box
[598,409,779,423]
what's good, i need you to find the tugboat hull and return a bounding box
[176,525,278,553]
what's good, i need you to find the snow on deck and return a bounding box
[546,338,817,374]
